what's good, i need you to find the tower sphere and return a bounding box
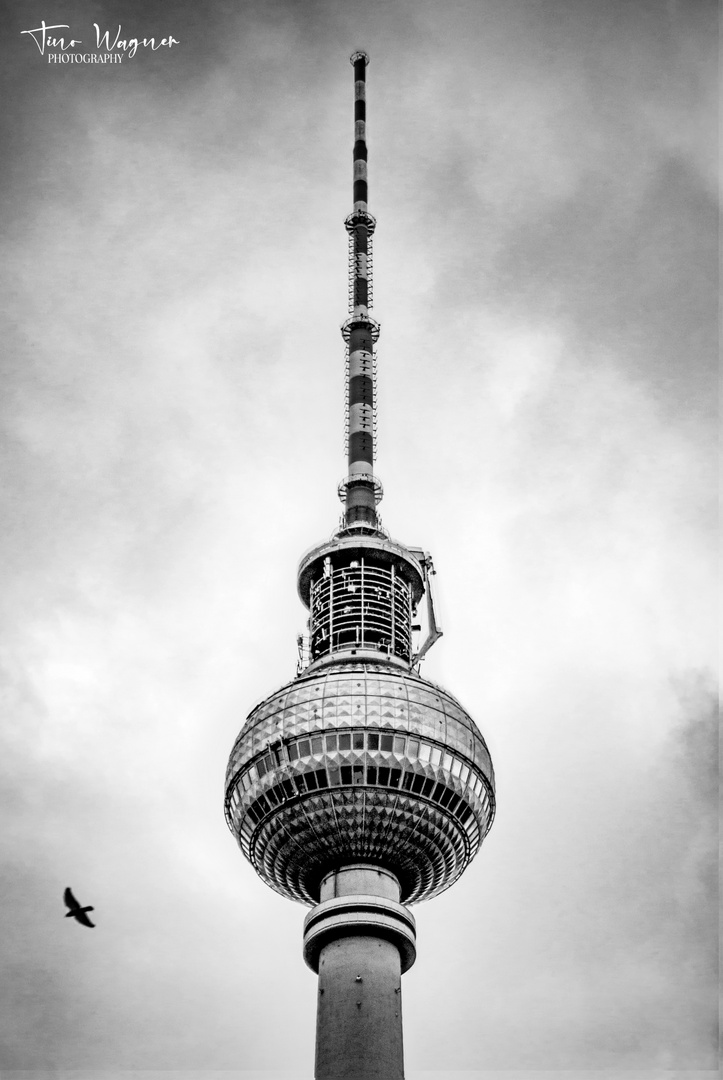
[225,659,495,906]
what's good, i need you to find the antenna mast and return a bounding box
[340,50,382,530]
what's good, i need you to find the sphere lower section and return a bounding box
[225,661,495,905]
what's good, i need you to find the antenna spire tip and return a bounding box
[350,50,370,66]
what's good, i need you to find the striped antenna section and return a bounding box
[340,51,383,530]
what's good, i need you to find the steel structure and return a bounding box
[225,51,495,1080]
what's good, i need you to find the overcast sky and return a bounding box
[0,0,717,1078]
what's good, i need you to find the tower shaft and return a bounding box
[304,865,414,1080]
[316,938,402,1080]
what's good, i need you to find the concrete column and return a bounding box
[302,864,416,1080]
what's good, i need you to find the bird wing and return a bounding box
[74,909,95,928]
[64,887,79,910]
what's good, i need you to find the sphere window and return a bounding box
[393,736,406,754]
[353,732,365,750]
[367,732,379,750]
[380,734,394,752]
[339,733,352,750]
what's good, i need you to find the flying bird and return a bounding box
[63,887,95,928]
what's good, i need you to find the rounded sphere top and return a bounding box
[350,50,370,66]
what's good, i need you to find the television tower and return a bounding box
[225,52,495,1080]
